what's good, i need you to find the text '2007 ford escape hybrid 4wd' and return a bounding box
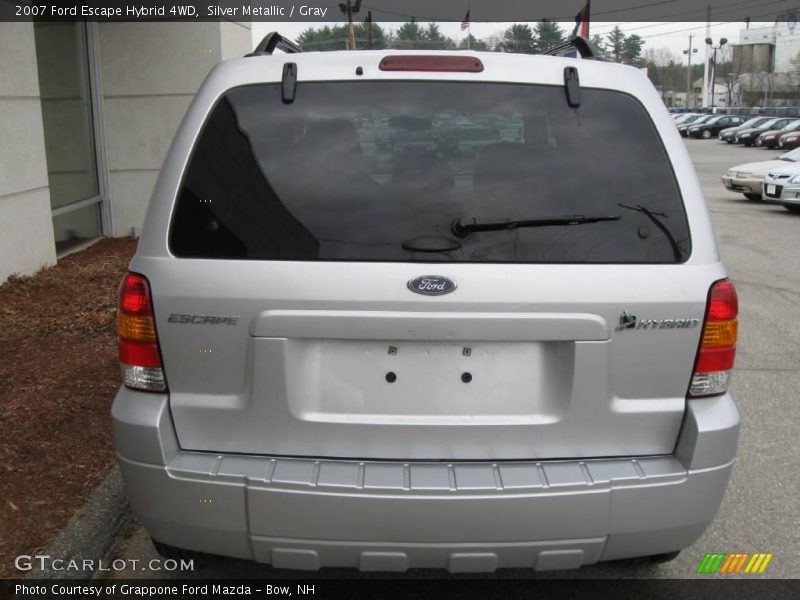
[112,35,740,572]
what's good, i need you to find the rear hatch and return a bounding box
[141,57,715,460]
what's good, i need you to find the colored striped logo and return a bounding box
[696,552,773,574]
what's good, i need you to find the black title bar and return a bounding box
[2,0,798,23]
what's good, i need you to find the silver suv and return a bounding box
[112,35,740,573]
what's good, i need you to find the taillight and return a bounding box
[689,279,738,397]
[379,55,484,72]
[118,272,166,392]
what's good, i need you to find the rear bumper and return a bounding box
[112,389,739,572]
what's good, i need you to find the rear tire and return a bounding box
[702,130,712,139]
[744,193,762,201]
[649,550,682,563]
[607,549,682,566]
[152,539,209,568]
[784,205,800,213]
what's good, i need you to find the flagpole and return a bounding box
[586,0,591,37]
[467,4,471,50]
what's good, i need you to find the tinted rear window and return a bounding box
[170,81,690,263]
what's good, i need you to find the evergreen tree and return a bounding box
[424,23,455,50]
[606,25,626,62]
[532,19,565,53]
[296,23,388,51]
[590,33,608,57]
[458,33,488,51]
[498,24,536,54]
[394,19,427,49]
[621,34,645,66]
[297,26,342,51]
[356,22,389,49]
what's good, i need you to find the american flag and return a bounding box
[461,9,470,31]
[571,1,590,38]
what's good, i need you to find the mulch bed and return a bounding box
[0,238,137,579]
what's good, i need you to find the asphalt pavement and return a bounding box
[101,139,800,580]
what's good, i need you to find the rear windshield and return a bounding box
[170,81,690,263]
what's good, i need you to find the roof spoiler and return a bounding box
[246,32,302,57]
[543,36,612,61]
[246,32,609,61]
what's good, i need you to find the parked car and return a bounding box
[761,162,800,212]
[722,146,800,200]
[677,114,714,137]
[755,120,800,148]
[778,129,800,150]
[734,118,797,146]
[113,38,740,573]
[718,117,772,143]
[673,113,699,124]
[687,115,746,138]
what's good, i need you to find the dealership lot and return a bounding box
[104,140,799,580]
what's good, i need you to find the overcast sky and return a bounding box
[252,21,764,60]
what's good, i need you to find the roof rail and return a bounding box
[246,32,302,57]
[543,36,612,62]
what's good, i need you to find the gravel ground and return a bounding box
[0,238,137,579]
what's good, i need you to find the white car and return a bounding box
[762,162,800,212]
[722,147,800,200]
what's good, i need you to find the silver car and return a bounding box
[762,164,800,212]
[112,39,740,573]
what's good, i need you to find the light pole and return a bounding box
[705,37,728,110]
[338,0,362,50]
[683,33,698,108]
[728,73,735,107]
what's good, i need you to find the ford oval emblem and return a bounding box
[407,275,457,296]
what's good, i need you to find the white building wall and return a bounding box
[0,22,57,282]
[97,21,251,237]
[773,22,800,73]
[738,22,800,73]
[739,26,776,46]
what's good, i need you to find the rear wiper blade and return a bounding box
[618,203,683,262]
[451,213,620,238]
